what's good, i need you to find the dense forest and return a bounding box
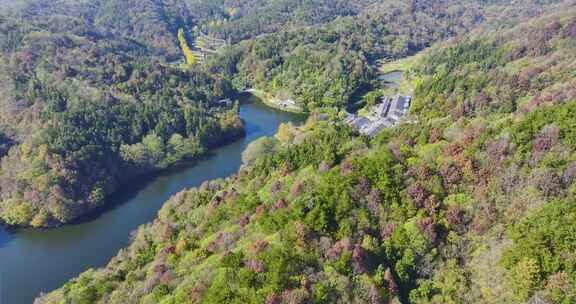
[0,3,244,226]
[37,5,576,304]
[1,0,564,227]
[203,0,571,110]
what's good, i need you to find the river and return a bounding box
[0,98,306,304]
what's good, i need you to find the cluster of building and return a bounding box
[191,31,229,64]
[345,95,412,137]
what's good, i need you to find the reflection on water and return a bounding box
[0,227,15,249]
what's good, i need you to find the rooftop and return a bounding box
[345,94,412,137]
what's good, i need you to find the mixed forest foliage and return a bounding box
[38,6,576,304]
[0,10,243,226]
[3,0,195,58]
[203,0,570,110]
[1,0,566,227]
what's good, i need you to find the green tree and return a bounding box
[242,137,279,165]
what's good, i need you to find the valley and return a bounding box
[0,97,305,304]
[0,1,575,304]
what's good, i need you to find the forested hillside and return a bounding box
[1,0,563,227]
[204,0,572,110]
[38,6,576,304]
[2,0,194,58]
[0,5,243,226]
[189,0,379,42]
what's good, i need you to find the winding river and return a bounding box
[0,98,306,304]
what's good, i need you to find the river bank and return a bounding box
[0,99,306,304]
[243,89,306,113]
[0,114,245,229]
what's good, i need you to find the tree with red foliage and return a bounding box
[532,124,560,157]
[274,198,288,209]
[429,128,443,143]
[417,217,437,241]
[326,238,352,261]
[245,259,266,273]
[352,244,367,273]
[563,161,576,185]
[270,181,282,195]
[369,284,382,304]
[318,161,331,172]
[340,159,354,175]
[407,182,429,208]
[440,163,462,188]
[380,223,397,240]
[255,204,267,216]
[265,294,281,304]
[160,270,174,285]
[562,18,576,38]
[470,207,497,234]
[239,215,250,227]
[424,195,439,215]
[532,168,562,197]
[388,141,403,161]
[444,143,463,157]
[250,239,269,254]
[357,176,372,196]
[290,181,305,196]
[447,205,463,227]
[384,267,399,294]
[294,221,309,246]
[367,188,382,216]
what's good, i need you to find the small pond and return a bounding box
[378,70,404,89]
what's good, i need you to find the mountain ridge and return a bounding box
[36,5,576,303]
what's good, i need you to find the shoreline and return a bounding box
[0,100,307,304]
[241,89,307,114]
[2,92,302,229]
[1,122,247,229]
